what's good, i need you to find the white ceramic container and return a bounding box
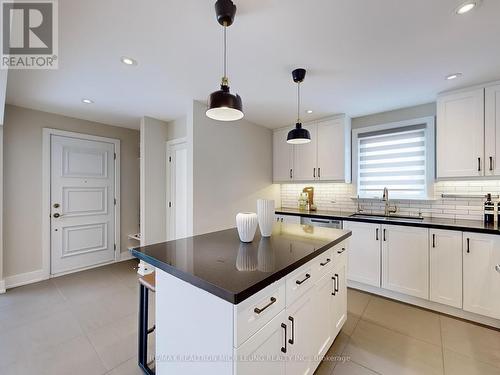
[236,212,258,243]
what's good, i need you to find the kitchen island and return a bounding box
[131,222,351,375]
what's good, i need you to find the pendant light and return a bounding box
[287,68,311,144]
[206,0,244,122]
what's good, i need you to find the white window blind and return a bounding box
[357,124,427,199]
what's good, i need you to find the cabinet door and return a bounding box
[485,84,500,176]
[273,128,294,182]
[317,118,350,182]
[463,232,500,319]
[343,221,381,287]
[382,225,429,299]
[331,254,347,337]
[293,124,317,181]
[310,272,334,364]
[235,310,287,375]
[429,229,463,308]
[436,88,485,177]
[285,290,315,375]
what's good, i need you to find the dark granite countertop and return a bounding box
[276,207,500,234]
[130,223,351,304]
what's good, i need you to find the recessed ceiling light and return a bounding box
[455,1,480,15]
[306,110,313,114]
[82,98,94,104]
[120,56,137,66]
[446,73,463,80]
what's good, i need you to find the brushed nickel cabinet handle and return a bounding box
[254,297,277,314]
[376,228,379,241]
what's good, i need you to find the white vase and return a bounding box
[236,212,258,243]
[236,243,258,271]
[257,199,275,237]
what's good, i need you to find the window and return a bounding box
[353,118,435,200]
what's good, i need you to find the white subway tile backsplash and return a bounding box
[279,180,500,221]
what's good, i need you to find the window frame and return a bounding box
[352,116,436,200]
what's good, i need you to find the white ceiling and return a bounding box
[6,0,500,129]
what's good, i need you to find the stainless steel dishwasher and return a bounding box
[301,217,343,229]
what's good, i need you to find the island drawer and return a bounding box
[285,260,316,306]
[234,280,286,348]
[312,248,335,279]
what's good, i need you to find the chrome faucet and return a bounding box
[382,187,398,216]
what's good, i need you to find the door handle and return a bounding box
[337,247,346,254]
[376,228,379,241]
[288,316,295,345]
[254,297,277,314]
[320,258,331,266]
[296,273,311,285]
[52,213,62,218]
[318,167,321,178]
[490,156,493,172]
[383,228,386,241]
[281,323,287,353]
[432,233,436,248]
[53,203,60,208]
[466,238,470,253]
[334,273,339,293]
[313,168,316,178]
[478,157,481,172]
[495,265,500,274]
[331,275,337,296]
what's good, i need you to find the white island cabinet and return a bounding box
[155,243,349,375]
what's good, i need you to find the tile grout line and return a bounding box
[439,315,446,375]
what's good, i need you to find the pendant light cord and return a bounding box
[223,25,227,82]
[297,82,301,123]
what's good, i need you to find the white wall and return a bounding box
[2,105,140,284]
[352,102,436,129]
[189,101,279,235]
[140,117,169,246]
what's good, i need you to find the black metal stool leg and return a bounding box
[138,284,154,374]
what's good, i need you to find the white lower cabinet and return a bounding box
[463,232,500,319]
[235,310,287,375]
[234,244,348,375]
[429,229,463,308]
[343,221,381,287]
[382,225,429,299]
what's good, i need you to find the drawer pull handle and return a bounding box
[495,265,500,273]
[337,248,346,254]
[281,323,287,353]
[254,297,277,314]
[296,273,311,285]
[331,275,337,296]
[288,316,295,345]
[320,258,331,266]
[376,228,379,241]
[466,238,470,254]
[334,273,339,293]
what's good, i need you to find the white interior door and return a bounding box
[50,135,116,274]
[167,140,188,240]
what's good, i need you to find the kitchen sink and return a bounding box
[349,213,424,221]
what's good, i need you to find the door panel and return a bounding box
[463,233,500,319]
[344,221,381,287]
[293,124,317,181]
[168,141,189,240]
[382,225,429,299]
[317,118,347,181]
[273,128,294,182]
[485,84,500,175]
[429,229,462,308]
[437,88,485,177]
[51,135,115,274]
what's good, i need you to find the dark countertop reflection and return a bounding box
[131,223,351,304]
[276,208,500,234]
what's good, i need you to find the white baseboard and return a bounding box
[0,279,5,294]
[348,280,500,329]
[5,269,49,289]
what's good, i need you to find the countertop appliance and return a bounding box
[301,216,342,229]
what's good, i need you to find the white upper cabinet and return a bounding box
[437,88,485,178]
[273,116,351,183]
[463,232,500,320]
[317,118,351,182]
[293,124,317,181]
[381,224,429,299]
[273,127,294,181]
[485,84,500,175]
